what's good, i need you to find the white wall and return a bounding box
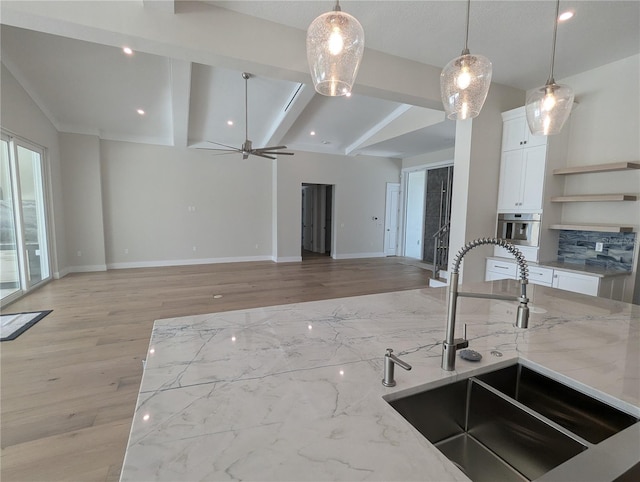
[558,54,640,302]
[560,55,640,228]
[402,147,455,170]
[0,63,67,277]
[100,140,274,267]
[275,151,401,261]
[59,133,106,271]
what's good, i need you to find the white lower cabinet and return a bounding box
[485,258,627,300]
[551,270,599,296]
[485,259,518,281]
[525,266,554,287]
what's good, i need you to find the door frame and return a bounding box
[0,130,53,307]
[399,160,454,258]
[384,182,400,256]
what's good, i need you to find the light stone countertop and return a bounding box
[120,280,640,481]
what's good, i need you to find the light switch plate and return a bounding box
[595,242,604,252]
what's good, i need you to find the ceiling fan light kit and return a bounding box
[203,72,294,160]
[440,0,492,121]
[525,0,575,136]
[306,0,365,97]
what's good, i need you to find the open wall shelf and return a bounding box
[553,161,640,175]
[549,224,635,233]
[551,194,638,203]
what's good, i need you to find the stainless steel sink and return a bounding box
[385,362,640,482]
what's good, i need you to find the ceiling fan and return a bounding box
[201,72,294,160]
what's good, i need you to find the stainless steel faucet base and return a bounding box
[441,238,530,371]
[382,348,412,387]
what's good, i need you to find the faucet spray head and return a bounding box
[516,303,529,329]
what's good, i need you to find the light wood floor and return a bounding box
[1,256,431,482]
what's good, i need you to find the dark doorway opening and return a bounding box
[301,184,333,260]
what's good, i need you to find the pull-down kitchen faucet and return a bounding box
[442,238,530,371]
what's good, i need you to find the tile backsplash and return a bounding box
[558,230,637,271]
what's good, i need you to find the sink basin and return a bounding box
[475,363,638,444]
[385,362,639,482]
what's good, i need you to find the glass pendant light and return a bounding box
[306,1,364,97]
[440,0,492,120]
[525,0,574,136]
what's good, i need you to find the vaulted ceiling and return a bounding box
[1,1,638,160]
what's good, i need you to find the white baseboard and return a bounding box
[273,256,302,263]
[106,255,273,270]
[65,264,107,273]
[333,252,385,260]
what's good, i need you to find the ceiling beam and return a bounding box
[169,59,191,148]
[347,106,445,155]
[142,0,175,14]
[261,83,315,149]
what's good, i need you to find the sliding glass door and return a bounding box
[0,132,51,304]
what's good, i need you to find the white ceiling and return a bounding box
[1,1,638,160]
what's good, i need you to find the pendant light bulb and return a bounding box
[440,0,492,120]
[526,0,574,136]
[328,28,344,55]
[307,1,364,97]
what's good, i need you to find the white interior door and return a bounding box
[384,183,400,256]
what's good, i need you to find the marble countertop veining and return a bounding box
[120,281,640,482]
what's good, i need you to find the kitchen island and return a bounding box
[120,280,639,481]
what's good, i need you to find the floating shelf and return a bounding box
[553,161,640,175]
[549,224,635,233]
[551,194,638,203]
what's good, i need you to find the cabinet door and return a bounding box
[525,130,548,148]
[501,116,528,151]
[497,150,524,211]
[520,145,546,211]
[552,270,599,296]
[485,259,517,281]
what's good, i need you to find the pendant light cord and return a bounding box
[547,0,561,84]
[462,0,471,55]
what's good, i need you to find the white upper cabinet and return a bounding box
[498,144,546,212]
[497,107,548,213]
[501,111,547,152]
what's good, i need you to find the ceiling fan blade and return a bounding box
[195,148,240,154]
[258,151,294,156]
[256,145,288,151]
[252,152,276,160]
[206,140,240,150]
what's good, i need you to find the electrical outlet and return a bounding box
[595,242,604,252]
[77,250,82,257]
[124,248,129,254]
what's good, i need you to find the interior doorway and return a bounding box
[401,163,454,270]
[301,183,333,260]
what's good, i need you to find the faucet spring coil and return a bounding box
[452,238,528,281]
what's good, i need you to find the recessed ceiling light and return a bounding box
[227,120,234,126]
[558,11,574,22]
[310,131,316,136]
[345,92,352,97]
[137,109,145,115]
[123,46,133,55]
